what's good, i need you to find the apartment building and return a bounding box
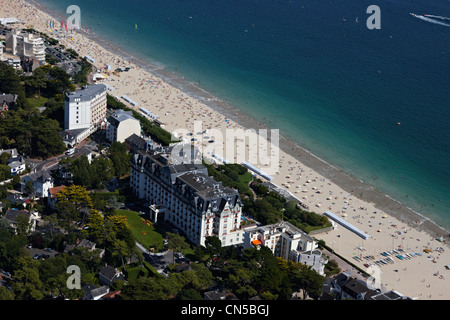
[106,109,141,143]
[64,84,107,130]
[243,221,328,275]
[5,29,45,62]
[63,84,107,144]
[130,145,244,247]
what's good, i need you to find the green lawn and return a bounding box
[115,209,164,251]
[27,96,48,109]
[238,171,253,185]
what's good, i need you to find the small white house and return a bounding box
[4,209,40,234]
[8,156,26,176]
[21,169,54,198]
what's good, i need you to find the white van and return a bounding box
[65,148,75,156]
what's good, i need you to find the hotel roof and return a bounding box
[65,84,106,103]
[177,172,238,200]
[108,109,137,126]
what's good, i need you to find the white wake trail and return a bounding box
[413,14,450,27]
[424,14,450,21]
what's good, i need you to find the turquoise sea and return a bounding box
[34,0,450,230]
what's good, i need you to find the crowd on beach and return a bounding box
[1,0,449,299]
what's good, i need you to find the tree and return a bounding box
[55,185,93,212]
[0,286,14,300]
[166,232,191,252]
[84,209,104,240]
[24,67,47,98]
[91,157,114,189]
[12,256,44,300]
[0,152,11,165]
[111,239,130,268]
[0,164,11,182]
[71,155,92,187]
[109,142,131,177]
[15,214,33,236]
[56,201,79,229]
[43,214,58,241]
[24,180,34,196]
[121,277,175,300]
[33,117,65,159]
[293,266,325,300]
[0,63,23,96]
[175,288,202,300]
[205,236,223,258]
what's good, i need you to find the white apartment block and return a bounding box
[64,84,107,131]
[106,109,141,143]
[243,221,328,275]
[5,29,45,62]
[130,146,244,247]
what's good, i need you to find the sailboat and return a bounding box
[135,24,138,30]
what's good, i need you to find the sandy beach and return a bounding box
[2,0,449,299]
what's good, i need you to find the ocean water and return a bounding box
[34,0,450,229]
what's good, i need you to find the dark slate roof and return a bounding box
[107,109,136,127]
[204,289,239,300]
[90,286,109,298]
[22,169,53,183]
[177,172,237,200]
[125,133,147,151]
[0,93,17,104]
[99,266,120,281]
[4,209,30,223]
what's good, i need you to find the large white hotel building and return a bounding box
[130,145,244,247]
[64,84,107,143]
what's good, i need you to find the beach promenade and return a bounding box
[2,0,449,299]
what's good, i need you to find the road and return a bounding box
[25,140,98,173]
